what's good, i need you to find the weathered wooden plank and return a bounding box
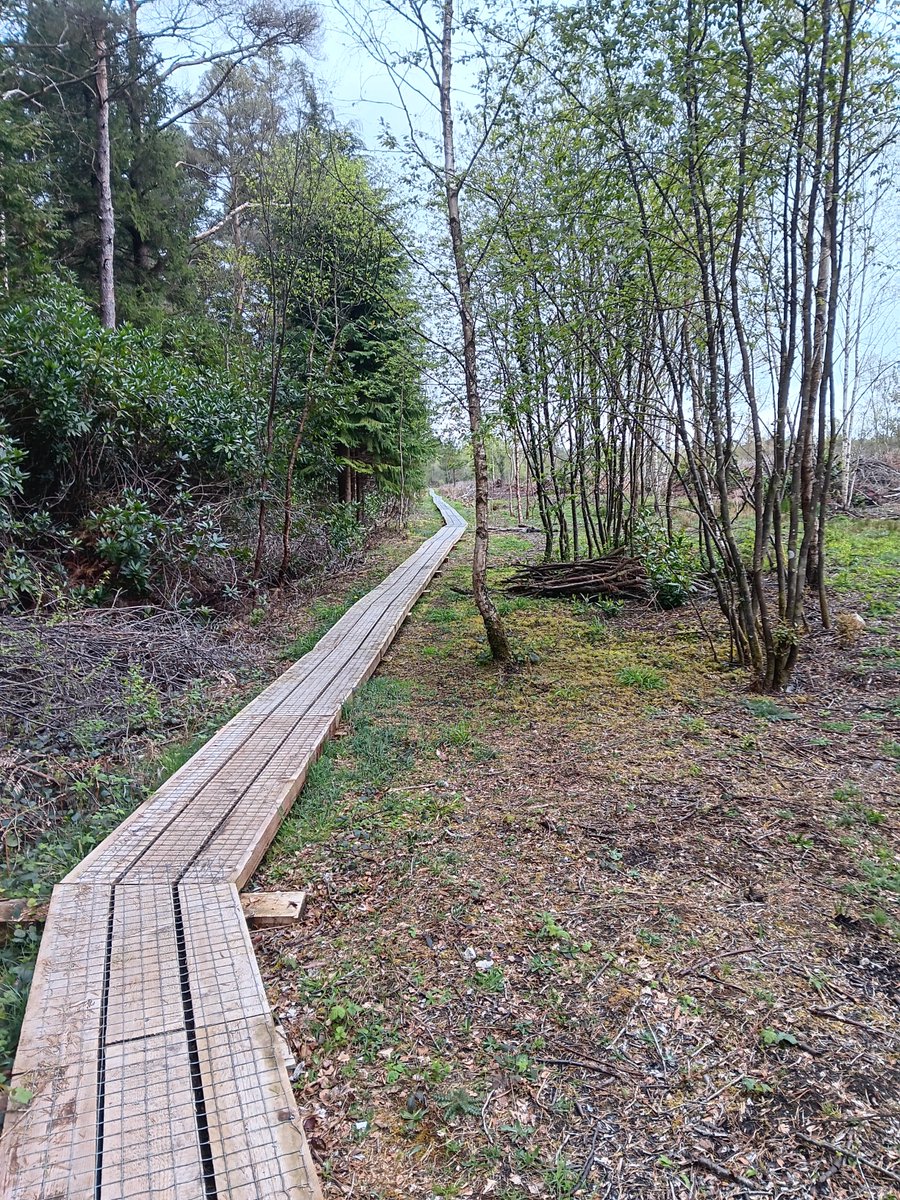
[0,493,466,1200]
[65,712,268,883]
[178,881,271,1028]
[241,891,307,928]
[195,1015,322,1200]
[11,884,110,1072]
[105,884,184,1045]
[99,1030,206,1199]
[70,574,418,885]
[0,1050,98,1199]
[183,718,336,886]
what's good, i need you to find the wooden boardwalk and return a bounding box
[0,492,466,1199]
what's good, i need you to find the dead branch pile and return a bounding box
[505,547,651,601]
[853,458,900,507]
[0,606,239,744]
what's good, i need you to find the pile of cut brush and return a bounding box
[852,458,900,508]
[0,605,239,743]
[505,547,650,601]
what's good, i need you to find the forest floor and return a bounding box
[253,502,900,1200]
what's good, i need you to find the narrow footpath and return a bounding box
[0,492,466,1200]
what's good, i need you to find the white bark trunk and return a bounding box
[438,0,510,663]
[94,26,116,328]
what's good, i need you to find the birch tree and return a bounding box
[339,0,538,663]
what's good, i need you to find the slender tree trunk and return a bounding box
[231,203,246,326]
[340,463,353,503]
[439,0,511,664]
[278,399,312,584]
[513,436,523,523]
[94,23,116,328]
[1,212,7,295]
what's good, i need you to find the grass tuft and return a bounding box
[616,666,665,691]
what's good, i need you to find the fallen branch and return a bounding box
[796,1132,900,1185]
[684,1155,765,1191]
[536,1056,624,1080]
[809,1006,899,1043]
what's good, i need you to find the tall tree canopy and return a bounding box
[0,7,433,604]
[463,0,899,686]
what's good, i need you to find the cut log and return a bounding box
[0,892,308,933]
[241,891,308,928]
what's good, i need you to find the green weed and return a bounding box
[761,1027,798,1049]
[444,721,473,747]
[474,966,505,993]
[744,697,799,721]
[122,664,162,725]
[437,1089,481,1119]
[544,1159,579,1199]
[0,928,41,1078]
[833,782,862,802]
[616,666,665,691]
[494,594,536,616]
[680,716,707,734]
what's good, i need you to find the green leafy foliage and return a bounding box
[760,1028,798,1049]
[632,517,698,610]
[0,280,256,492]
[0,41,434,600]
[0,280,257,602]
[83,489,230,597]
[0,100,55,289]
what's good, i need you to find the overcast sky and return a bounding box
[313,1,405,151]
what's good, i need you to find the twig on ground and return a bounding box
[694,971,752,995]
[684,1154,767,1191]
[480,1088,495,1144]
[577,1124,603,1188]
[809,1007,899,1043]
[536,1056,624,1079]
[796,1133,900,1186]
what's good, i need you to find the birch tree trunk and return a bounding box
[438,0,511,664]
[94,22,116,328]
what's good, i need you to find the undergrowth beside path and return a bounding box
[255,504,900,1200]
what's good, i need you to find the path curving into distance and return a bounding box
[0,492,466,1200]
